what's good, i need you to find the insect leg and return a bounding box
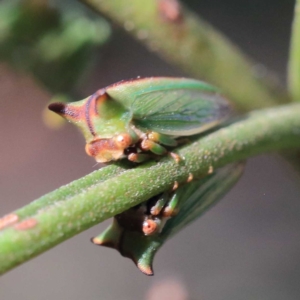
[147,132,181,162]
[128,153,151,163]
[140,139,168,155]
[150,192,170,215]
[161,191,181,217]
[148,190,181,222]
[147,132,178,147]
[144,190,181,235]
[124,145,151,162]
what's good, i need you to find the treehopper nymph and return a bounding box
[92,163,245,275]
[48,77,232,163]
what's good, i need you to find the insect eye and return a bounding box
[116,135,124,143]
[142,219,158,235]
[114,134,132,148]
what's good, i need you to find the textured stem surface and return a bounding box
[1,103,300,275]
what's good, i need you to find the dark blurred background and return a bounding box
[1,0,300,299]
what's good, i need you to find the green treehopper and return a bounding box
[48,77,239,275]
[48,77,232,163]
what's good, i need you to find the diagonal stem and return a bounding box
[1,103,300,275]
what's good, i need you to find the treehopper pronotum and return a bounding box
[48,77,232,163]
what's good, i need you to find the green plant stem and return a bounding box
[288,0,300,101]
[81,0,289,112]
[15,161,133,220]
[1,103,300,275]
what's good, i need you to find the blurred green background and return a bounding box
[0,0,300,299]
